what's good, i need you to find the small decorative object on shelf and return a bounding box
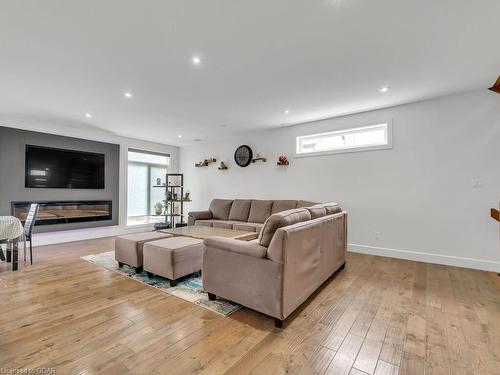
[195,158,217,167]
[156,178,162,186]
[252,153,266,163]
[277,155,289,166]
[184,191,191,201]
[218,161,228,170]
[154,202,163,216]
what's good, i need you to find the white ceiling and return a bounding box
[1,0,499,145]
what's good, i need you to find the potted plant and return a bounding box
[154,202,163,215]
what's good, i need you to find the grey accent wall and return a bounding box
[0,126,120,232]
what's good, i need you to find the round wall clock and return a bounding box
[234,145,253,167]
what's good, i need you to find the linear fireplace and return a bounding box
[11,200,112,225]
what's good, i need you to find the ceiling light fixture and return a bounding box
[192,56,201,65]
[284,109,290,114]
[85,113,92,119]
[124,91,133,98]
[178,134,182,138]
[379,86,389,93]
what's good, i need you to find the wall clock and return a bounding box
[234,145,253,167]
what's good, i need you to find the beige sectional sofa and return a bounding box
[188,199,317,233]
[201,202,346,327]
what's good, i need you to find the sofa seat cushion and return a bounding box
[212,220,240,229]
[143,237,203,280]
[228,199,252,221]
[258,208,312,247]
[195,219,214,227]
[248,200,273,224]
[271,200,298,214]
[209,199,234,220]
[233,222,264,233]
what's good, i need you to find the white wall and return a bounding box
[0,115,179,245]
[180,90,500,272]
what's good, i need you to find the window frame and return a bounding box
[295,121,393,157]
[126,148,170,227]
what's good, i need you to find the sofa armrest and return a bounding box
[203,236,267,258]
[187,210,212,226]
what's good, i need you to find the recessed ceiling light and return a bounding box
[85,113,92,119]
[284,109,290,114]
[192,56,201,65]
[178,134,182,138]
[124,91,133,98]
[379,86,389,93]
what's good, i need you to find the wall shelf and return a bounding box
[252,157,266,163]
[195,158,217,167]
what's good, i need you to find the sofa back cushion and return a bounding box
[209,199,234,220]
[306,205,327,219]
[296,200,317,208]
[228,199,252,221]
[271,200,298,214]
[322,202,342,215]
[248,200,273,223]
[258,208,311,247]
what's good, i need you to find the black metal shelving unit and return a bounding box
[154,173,191,228]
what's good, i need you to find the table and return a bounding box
[0,216,23,271]
[159,225,258,241]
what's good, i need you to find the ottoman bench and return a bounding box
[115,231,173,273]
[143,236,203,286]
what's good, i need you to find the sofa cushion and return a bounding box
[271,200,298,214]
[248,200,273,223]
[258,208,312,247]
[228,199,252,221]
[209,199,234,220]
[233,222,264,233]
[306,205,327,219]
[296,200,317,208]
[212,220,239,229]
[322,202,342,215]
[195,219,214,227]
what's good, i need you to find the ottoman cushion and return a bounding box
[143,237,203,280]
[115,231,173,267]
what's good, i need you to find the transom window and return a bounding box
[296,123,392,156]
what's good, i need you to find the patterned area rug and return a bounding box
[81,251,241,316]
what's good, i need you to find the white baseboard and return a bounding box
[348,243,500,272]
[33,224,155,246]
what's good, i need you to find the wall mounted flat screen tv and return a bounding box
[25,145,105,189]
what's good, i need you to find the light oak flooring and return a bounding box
[0,237,499,374]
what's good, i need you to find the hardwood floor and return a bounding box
[0,237,499,374]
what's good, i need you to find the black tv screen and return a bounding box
[25,145,105,189]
